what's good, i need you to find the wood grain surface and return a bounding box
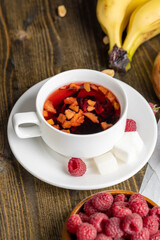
[0,0,159,239]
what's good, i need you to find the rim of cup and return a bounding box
[36,69,128,137]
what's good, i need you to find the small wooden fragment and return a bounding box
[57,5,67,17]
[62,121,72,129]
[84,112,99,123]
[101,122,112,130]
[98,86,108,95]
[47,119,54,125]
[53,124,60,130]
[105,91,115,103]
[91,84,98,91]
[113,100,120,110]
[65,109,75,120]
[62,129,70,133]
[102,69,115,77]
[71,110,84,127]
[71,116,84,127]
[87,106,95,112]
[57,113,66,124]
[69,83,80,91]
[15,30,30,41]
[60,85,67,90]
[87,99,96,107]
[84,82,91,92]
[44,100,57,114]
[103,35,109,45]
[64,97,78,105]
[43,110,49,118]
[69,104,79,112]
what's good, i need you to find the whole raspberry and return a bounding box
[105,207,112,218]
[130,227,149,240]
[112,201,129,208]
[79,212,89,222]
[129,198,149,217]
[105,217,124,238]
[83,199,98,216]
[66,214,82,234]
[125,119,136,132]
[150,206,160,223]
[112,202,132,219]
[89,212,108,232]
[95,233,112,240]
[114,194,127,202]
[91,192,114,211]
[128,193,146,204]
[148,102,160,115]
[143,215,159,236]
[68,157,86,176]
[76,222,97,240]
[122,213,143,235]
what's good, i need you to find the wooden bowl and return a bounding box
[61,190,158,240]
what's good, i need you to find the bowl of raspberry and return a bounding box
[62,190,160,240]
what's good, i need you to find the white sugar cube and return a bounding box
[93,152,118,175]
[112,131,144,163]
[128,131,144,153]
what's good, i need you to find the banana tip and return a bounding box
[109,44,130,72]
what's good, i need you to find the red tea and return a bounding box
[43,82,120,134]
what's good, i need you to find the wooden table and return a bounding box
[0,1,160,239]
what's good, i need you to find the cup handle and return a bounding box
[13,112,41,138]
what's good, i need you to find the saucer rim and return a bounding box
[7,78,158,190]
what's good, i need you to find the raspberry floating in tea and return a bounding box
[43,82,121,134]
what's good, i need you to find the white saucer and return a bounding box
[7,79,157,190]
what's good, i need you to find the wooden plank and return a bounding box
[0,0,160,239]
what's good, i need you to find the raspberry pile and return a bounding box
[66,192,160,240]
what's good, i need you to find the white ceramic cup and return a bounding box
[13,69,128,158]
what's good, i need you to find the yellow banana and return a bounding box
[109,0,160,71]
[96,0,149,52]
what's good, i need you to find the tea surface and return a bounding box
[43,82,120,134]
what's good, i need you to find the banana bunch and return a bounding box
[97,0,160,72]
